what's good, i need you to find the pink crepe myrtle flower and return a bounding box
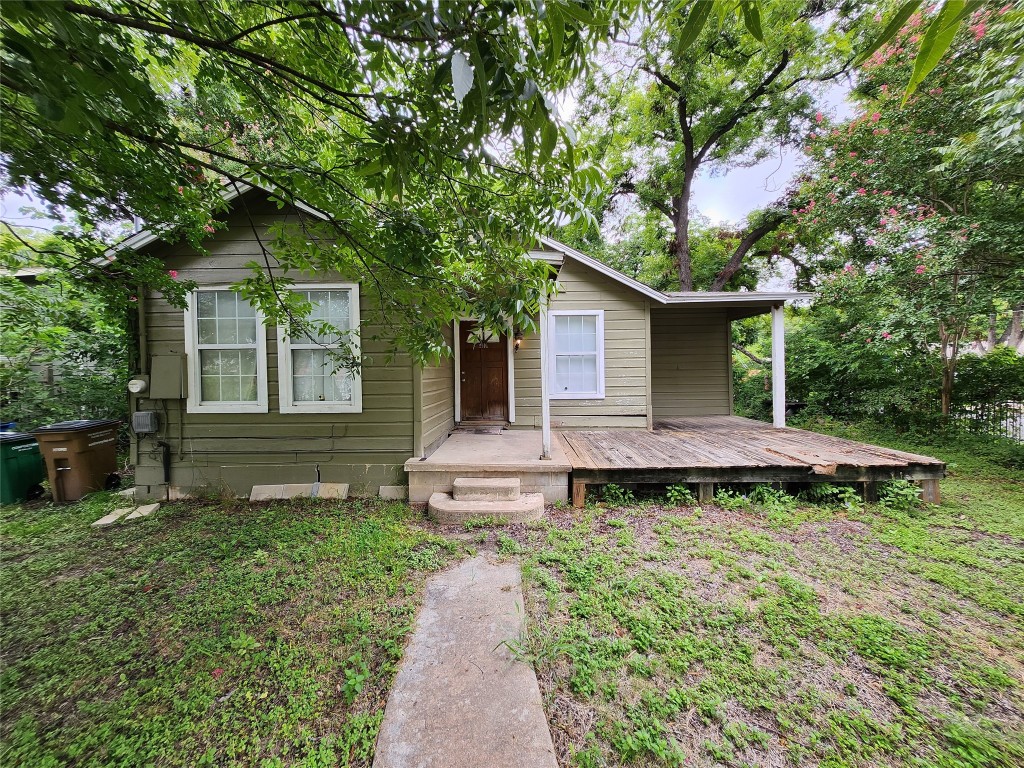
[866,238,876,246]
[865,158,876,164]
[130,295,138,302]
[881,332,892,340]
[880,218,888,226]
[915,264,926,274]
[970,21,986,40]
[168,270,178,279]
[889,207,898,216]
[204,224,216,233]
[866,338,873,343]
[871,112,881,122]
[851,172,858,178]
[816,111,824,123]
[856,188,867,195]
[177,186,184,193]
[880,84,889,95]
[849,151,858,157]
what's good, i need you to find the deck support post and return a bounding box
[572,479,586,508]
[862,481,878,503]
[771,304,786,428]
[539,292,552,460]
[697,482,714,503]
[919,478,940,505]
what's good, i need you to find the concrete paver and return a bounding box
[373,556,557,768]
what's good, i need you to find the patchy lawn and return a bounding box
[499,432,1024,767]
[0,494,461,767]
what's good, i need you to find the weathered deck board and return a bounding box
[560,416,945,506]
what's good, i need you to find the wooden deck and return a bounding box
[559,416,945,507]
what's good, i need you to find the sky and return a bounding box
[688,82,856,226]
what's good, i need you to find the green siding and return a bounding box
[418,325,455,455]
[132,194,415,497]
[513,258,650,428]
[650,308,732,418]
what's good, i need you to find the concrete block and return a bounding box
[314,482,349,499]
[427,492,544,525]
[92,508,133,528]
[453,477,521,502]
[125,503,160,521]
[379,485,408,500]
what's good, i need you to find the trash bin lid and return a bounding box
[32,419,121,433]
[0,431,36,444]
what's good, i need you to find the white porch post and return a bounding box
[539,292,552,459]
[771,303,786,428]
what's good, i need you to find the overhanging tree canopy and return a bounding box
[1,0,623,360]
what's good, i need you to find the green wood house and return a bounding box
[123,184,944,506]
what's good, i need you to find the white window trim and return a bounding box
[277,283,363,414]
[185,287,269,414]
[546,309,605,400]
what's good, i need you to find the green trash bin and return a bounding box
[0,432,47,505]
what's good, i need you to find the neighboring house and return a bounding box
[124,184,944,504]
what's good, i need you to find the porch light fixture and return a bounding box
[513,329,524,353]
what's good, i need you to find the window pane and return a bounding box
[200,349,220,375]
[200,376,221,401]
[239,349,256,376]
[216,319,238,345]
[220,375,241,402]
[555,355,572,393]
[197,292,216,318]
[216,290,237,319]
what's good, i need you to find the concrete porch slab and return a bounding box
[405,430,570,504]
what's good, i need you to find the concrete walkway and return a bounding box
[373,556,558,768]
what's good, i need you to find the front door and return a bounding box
[459,321,509,422]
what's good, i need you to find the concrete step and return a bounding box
[427,492,544,525]
[452,476,521,502]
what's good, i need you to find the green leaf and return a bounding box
[675,0,715,54]
[540,119,557,161]
[740,1,763,42]
[550,10,565,66]
[854,1,921,66]
[905,2,977,100]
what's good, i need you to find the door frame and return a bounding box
[453,319,515,424]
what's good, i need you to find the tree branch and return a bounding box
[709,213,788,291]
[696,50,791,164]
[732,343,770,366]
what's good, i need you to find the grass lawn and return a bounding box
[0,495,462,767]
[496,430,1024,767]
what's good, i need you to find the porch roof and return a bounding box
[535,236,810,311]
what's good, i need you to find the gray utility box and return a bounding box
[132,411,160,434]
[149,355,187,399]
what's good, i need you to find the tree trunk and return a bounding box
[987,313,997,351]
[998,305,1024,350]
[672,181,693,291]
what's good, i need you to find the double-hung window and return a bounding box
[278,285,362,413]
[185,289,268,413]
[548,309,605,399]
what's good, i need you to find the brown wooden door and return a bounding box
[459,321,509,422]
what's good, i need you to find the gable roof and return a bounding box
[107,185,808,308]
[104,180,328,257]
[535,236,810,307]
